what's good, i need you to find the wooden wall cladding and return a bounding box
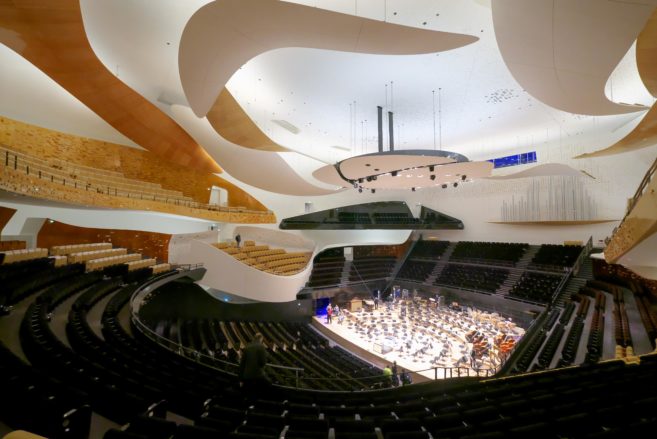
[207,89,288,152]
[0,116,269,212]
[0,0,221,174]
[37,220,172,262]
[0,205,17,234]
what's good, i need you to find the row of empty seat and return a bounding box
[0,248,48,264]
[2,145,192,202]
[2,257,657,438]
[0,241,167,277]
[50,242,112,256]
[213,240,310,276]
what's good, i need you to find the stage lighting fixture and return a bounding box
[429,165,435,172]
[430,175,436,181]
[391,171,398,177]
[441,184,447,189]
[453,182,458,187]
[462,175,467,181]
[371,189,376,194]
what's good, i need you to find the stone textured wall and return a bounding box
[0,116,268,211]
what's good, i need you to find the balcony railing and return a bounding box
[1,145,272,217]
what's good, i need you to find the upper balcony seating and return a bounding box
[335,212,371,224]
[50,242,112,256]
[396,260,436,282]
[530,244,582,271]
[67,248,128,264]
[349,256,397,281]
[212,240,311,276]
[450,241,528,266]
[372,212,420,225]
[1,146,192,201]
[436,264,509,293]
[0,248,48,265]
[407,240,450,259]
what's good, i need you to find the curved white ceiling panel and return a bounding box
[179,0,479,117]
[491,0,656,115]
[171,105,340,196]
[486,163,586,179]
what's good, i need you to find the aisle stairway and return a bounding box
[516,245,540,269]
[496,268,523,296]
[423,241,457,285]
[339,260,351,286]
[496,246,540,295]
[553,252,594,308]
[493,243,539,296]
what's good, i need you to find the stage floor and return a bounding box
[313,300,522,381]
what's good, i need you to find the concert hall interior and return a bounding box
[2,1,657,438]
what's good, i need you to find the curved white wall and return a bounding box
[175,240,311,302]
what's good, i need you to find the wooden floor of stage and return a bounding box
[312,300,521,382]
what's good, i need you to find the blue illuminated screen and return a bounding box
[487,151,537,169]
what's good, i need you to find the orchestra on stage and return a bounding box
[317,293,524,379]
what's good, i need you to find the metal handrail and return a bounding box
[1,146,273,217]
[128,269,501,389]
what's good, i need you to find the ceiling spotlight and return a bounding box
[461,175,467,181]
[441,184,447,189]
[429,165,435,172]
[412,187,416,192]
[453,182,458,188]
[371,189,376,194]
[430,175,436,181]
[391,171,398,177]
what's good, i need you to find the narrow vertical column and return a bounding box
[388,111,394,151]
[377,106,383,153]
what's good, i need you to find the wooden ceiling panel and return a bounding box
[207,89,289,152]
[0,0,221,174]
[575,8,657,158]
